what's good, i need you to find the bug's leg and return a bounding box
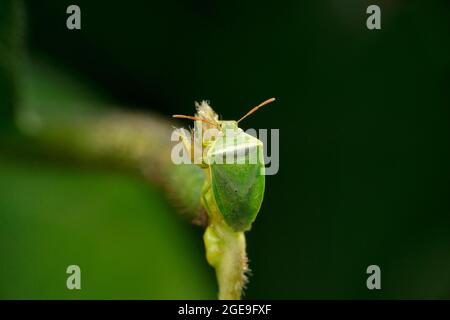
[175,128,195,163]
[200,172,212,213]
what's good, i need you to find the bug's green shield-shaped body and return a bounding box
[207,129,265,232]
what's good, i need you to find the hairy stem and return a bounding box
[204,225,247,299]
[15,110,207,225]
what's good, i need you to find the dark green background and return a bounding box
[1,0,449,298]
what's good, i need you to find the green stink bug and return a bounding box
[173,98,275,232]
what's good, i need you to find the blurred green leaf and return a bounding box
[0,158,215,299]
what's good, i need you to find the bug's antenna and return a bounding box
[237,98,276,124]
[173,114,218,126]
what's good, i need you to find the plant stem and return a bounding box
[204,224,247,299]
[16,110,207,225]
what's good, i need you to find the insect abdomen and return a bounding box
[208,133,265,231]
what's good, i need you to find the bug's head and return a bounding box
[219,121,238,130]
